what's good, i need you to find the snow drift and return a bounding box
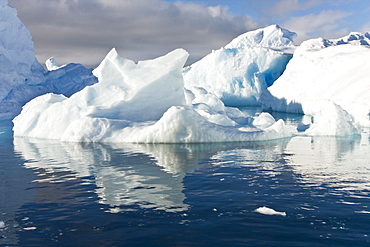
[13,48,294,143]
[0,2,97,119]
[260,32,370,130]
[183,25,296,106]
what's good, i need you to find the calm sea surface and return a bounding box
[1,110,370,246]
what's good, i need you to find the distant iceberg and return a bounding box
[0,2,97,119]
[0,1,45,102]
[13,48,294,143]
[260,32,370,132]
[183,25,296,106]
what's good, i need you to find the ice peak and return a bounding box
[335,32,370,46]
[300,31,370,51]
[45,57,59,71]
[225,24,297,49]
[0,0,8,7]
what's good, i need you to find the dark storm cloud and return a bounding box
[8,0,259,67]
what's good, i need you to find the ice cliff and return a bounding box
[13,48,294,143]
[259,32,370,133]
[183,25,296,106]
[0,2,97,119]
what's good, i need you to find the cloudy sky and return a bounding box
[8,0,370,68]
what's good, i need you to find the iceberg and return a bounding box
[13,48,294,143]
[0,60,98,120]
[0,1,45,102]
[260,32,370,129]
[183,25,296,106]
[0,2,97,119]
[254,206,286,216]
[302,101,359,136]
[45,57,60,71]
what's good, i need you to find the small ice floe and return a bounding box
[0,221,5,229]
[254,206,286,216]
[355,210,370,214]
[23,226,37,231]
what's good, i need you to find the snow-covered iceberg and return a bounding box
[13,48,294,143]
[260,32,370,130]
[0,1,97,119]
[183,25,296,106]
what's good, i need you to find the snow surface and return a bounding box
[183,25,296,106]
[13,48,295,143]
[260,32,370,131]
[0,2,97,120]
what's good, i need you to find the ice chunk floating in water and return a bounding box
[254,206,286,216]
[13,48,294,143]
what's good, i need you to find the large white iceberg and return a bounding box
[183,25,296,106]
[13,48,294,143]
[0,1,97,119]
[260,32,370,130]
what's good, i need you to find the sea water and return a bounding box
[1,112,370,246]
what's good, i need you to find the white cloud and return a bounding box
[8,0,359,67]
[282,10,352,43]
[8,0,259,67]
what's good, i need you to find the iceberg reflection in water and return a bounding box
[7,130,370,246]
[14,130,370,207]
[14,139,283,213]
[14,138,201,213]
